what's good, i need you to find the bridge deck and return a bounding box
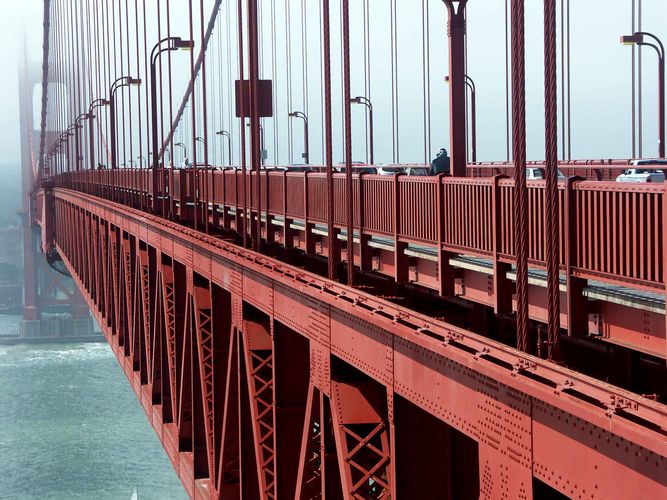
[33,185,667,498]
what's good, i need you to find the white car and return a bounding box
[616,160,667,183]
[526,168,566,180]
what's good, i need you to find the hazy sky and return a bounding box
[0,0,41,166]
[1,1,666,166]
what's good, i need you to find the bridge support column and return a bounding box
[443,0,468,177]
[565,177,588,337]
[492,175,512,313]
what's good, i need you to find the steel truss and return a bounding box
[42,186,667,499]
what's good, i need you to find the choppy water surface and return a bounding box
[0,327,186,499]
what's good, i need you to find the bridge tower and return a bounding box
[17,34,94,340]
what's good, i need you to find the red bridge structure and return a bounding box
[28,0,666,498]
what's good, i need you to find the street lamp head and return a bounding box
[171,38,195,51]
[350,97,362,104]
[128,77,142,86]
[444,76,451,83]
[620,33,643,45]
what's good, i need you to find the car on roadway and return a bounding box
[526,167,566,181]
[615,159,667,183]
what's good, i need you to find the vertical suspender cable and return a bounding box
[271,0,279,164]
[188,0,199,231]
[248,0,261,251]
[632,0,636,158]
[286,0,293,164]
[75,0,82,171]
[342,0,353,287]
[505,0,510,161]
[85,0,92,169]
[422,0,431,164]
[302,0,309,153]
[237,0,248,247]
[200,0,210,234]
[134,0,143,210]
[560,0,565,160]
[227,0,234,166]
[511,0,529,352]
[323,0,336,280]
[365,0,371,162]
[544,0,560,360]
[118,0,127,176]
[566,0,571,159]
[37,0,52,181]
[464,9,469,163]
[167,1,175,174]
[390,0,399,163]
[124,0,134,199]
[638,0,643,158]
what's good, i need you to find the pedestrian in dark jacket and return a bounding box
[429,148,450,175]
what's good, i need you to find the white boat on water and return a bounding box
[130,487,138,500]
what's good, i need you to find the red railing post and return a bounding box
[394,173,409,284]
[304,170,315,254]
[358,172,372,271]
[492,175,512,313]
[565,176,587,337]
[283,171,294,249]
[437,175,455,297]
[235,169,243,233]
[221,168,230,229]
[265,172,276,245]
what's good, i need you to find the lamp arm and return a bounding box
[637,32,665,59]
[639,41,663,61]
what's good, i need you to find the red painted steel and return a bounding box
[39,186,667,499]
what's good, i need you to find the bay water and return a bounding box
[0,316,187,500]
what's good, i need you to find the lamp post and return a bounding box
[150,37,194,209]
[350,96,374,165]
[445,75,476,162]
[195,136,206,161]
[74,113,92,172]
[245,123,266,165]
[163,148,171,167]
[88,98,109,171]
[216,130,232,166]
[137,155,147,168]
[288,111,309,164]
[65,125,77,173]
[175,142,188,165]
[621,32,665,158]
[110,76,141,169]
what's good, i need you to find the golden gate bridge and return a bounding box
[18,0,667,498]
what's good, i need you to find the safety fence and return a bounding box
[55,168,664,290]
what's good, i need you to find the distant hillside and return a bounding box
[0,164,23,228]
